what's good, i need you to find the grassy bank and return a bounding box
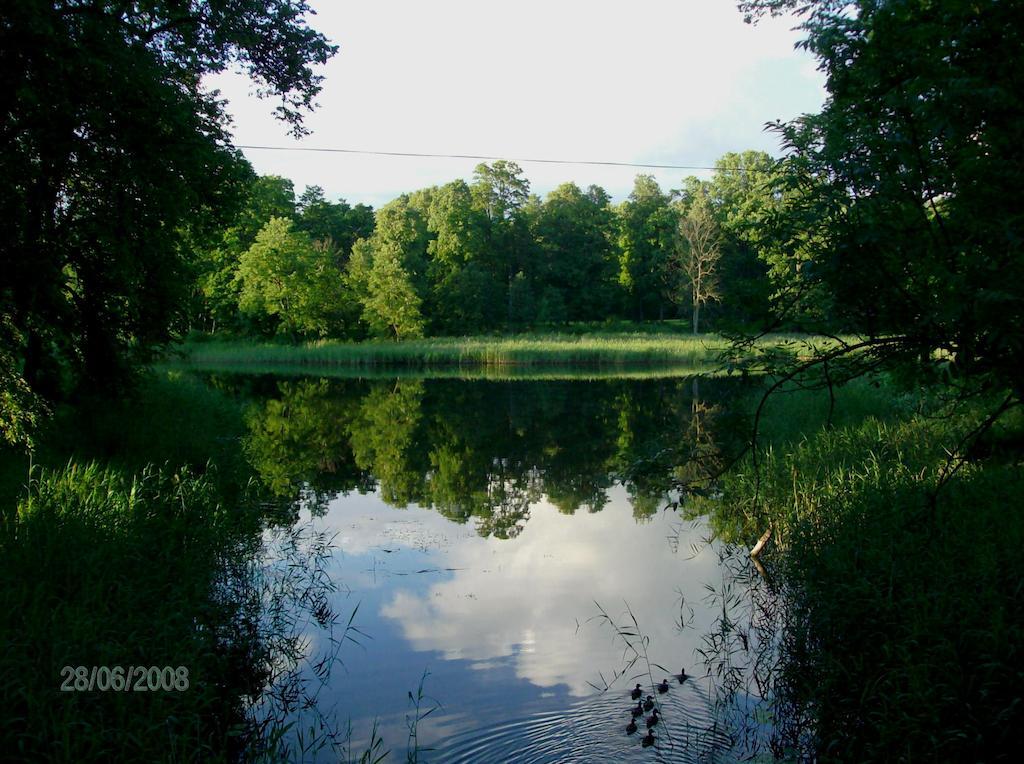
[0,373,297,761]
[1,463,265,761]
[707,385,1024,760]
[172,332,735,372]
[160,360,709,382]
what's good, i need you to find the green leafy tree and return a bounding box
[362,251,426,340]
[236,217,344,338]
[345,238,375,304]
[724,6,1024,759]
[425,180,502,332]
[234,176,299,244]
[1,1,335,427]
[533,183,619,321]
[338,238,374,339]
[472,161,533,324]
[738,0,1024,405]
[426,181,484,275]
[370,197,431,287]
[472,161,530,225]
[295,185,375,264]
[0,318,46,447]
[678,152,827,331]
[702,152,778,328]
[194,175,298,332]
[354,196,430,339]
[508,272,538,327]
[617,176,678,320]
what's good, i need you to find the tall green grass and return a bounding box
[0,371,317,760]
[710,392,1024,760]
[161,361,708,382]
[0,369,406,761]
[1,463,265,761]
[174,333,734,371]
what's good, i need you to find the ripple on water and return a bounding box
[431,679,735,763]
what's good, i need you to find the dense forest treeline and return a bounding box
[4,0,1022,445]
[190,151,805,341]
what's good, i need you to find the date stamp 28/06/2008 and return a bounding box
[60,666,189,692]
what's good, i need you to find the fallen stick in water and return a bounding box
[750,528,772,558]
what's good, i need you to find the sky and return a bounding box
[208,0,825,209]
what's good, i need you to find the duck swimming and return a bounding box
[631,700,644,718]
[675,667,689,683]
[642,730,655,747]
[626,718,638,734]
[657,678,669,693]
[646,709,660,728]
[643,695,654,712]
[631,683,642,700]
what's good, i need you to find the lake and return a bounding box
[202,373,780,761]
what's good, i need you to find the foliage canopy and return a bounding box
[0,1,335,440]
[737,0,1024,405]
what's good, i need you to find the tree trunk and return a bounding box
[692,302,700,335]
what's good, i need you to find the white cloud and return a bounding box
[356,486,726,697]
[209,0,824,206]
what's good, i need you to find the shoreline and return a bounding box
[169,332,738,373]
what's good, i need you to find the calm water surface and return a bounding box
[223,375,774,762]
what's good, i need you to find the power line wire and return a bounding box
[235,144,723,171]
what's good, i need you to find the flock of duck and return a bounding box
[625,668,688,749]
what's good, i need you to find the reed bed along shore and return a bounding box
[700,383,1024,761]
[173,332,736,372]
[160,361,710,382]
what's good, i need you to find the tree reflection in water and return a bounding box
[224,375,751,537]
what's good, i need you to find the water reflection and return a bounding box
[294,489,737,761]
[228,376,747,532]
[379,487,720,693]
[208,374,779,760]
